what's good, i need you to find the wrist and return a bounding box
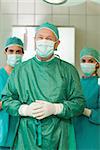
[18,104,29,116]
[83,108,91,117]
[53,103,63,115]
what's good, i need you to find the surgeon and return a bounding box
[0,37,24,149]
[1,22,85,150]
[73,48,100,150]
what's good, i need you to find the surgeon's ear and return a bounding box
[4,48,7,55]
[34,37,36,51]
[4,50,7,59]
[96,62,100,69]
[54,40,60,50]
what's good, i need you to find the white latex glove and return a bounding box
[83,108,91,117]
[18,102,42,117]
[32,100,63,120]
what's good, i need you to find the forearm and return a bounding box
[83,107,100,124]
[0,101,2,110]
[57,98,85,119]
[89,108,100,124]
[2,96,21,116]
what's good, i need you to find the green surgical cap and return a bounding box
[4,37,24,50]
[80,47,100,62]
[36,22,59,39]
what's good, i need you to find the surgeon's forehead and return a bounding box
[36,28,57,40]
[81,56,95,60]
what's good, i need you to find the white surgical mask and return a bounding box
[36,39,55,58]
[80,63,96,76]
[7,54,22,67]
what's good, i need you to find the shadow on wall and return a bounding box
[0,11,12,67]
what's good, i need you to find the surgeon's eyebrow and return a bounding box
[37,34,43,37]
[46,36,54,40]
[36,34,44,39]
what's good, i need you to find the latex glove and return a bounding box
[83,108,91,117]
[18,102,42,117]
[32,100,63,120]
[0,101,2,110]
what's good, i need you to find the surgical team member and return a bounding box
[73,48,100,150]
[1,22,85,150]
[0,37,24,149]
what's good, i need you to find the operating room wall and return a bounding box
[0,0,100,75]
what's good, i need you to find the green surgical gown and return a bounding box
[0,68,19,148]
[1,57,85,150]
[73,76,100,150]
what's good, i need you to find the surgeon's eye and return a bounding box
[89,59,94,63]
[16,50,22,54]
[38,37,43,40]
[36,36,43,40]
[46,37,53,41]
[8,49,14,53]
[81,59,86,63]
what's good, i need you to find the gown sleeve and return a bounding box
[57,65,85,120]
[0,78,4,98]
[0,70,6,99]
[89,85,100,125]
[1,69,21,116]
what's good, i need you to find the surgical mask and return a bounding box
[36,39,55,58]
[80,63,96,76]
[7,54,22,67]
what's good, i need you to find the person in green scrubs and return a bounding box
[73,48,100,150]
[0,37,24,149]
[1,22,85,150]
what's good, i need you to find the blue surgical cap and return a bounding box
[36,22,59,39]
[4,37,24,50]
[80,47,100,62]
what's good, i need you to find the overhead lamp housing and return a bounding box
[43,0,68,5]
[43,0,86,6]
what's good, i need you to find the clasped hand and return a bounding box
[19,100,57,120]
[31,100,57,119]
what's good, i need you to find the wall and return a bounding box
[0,0,100,75]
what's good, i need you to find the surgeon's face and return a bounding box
[35,28,60,50]
[5,46,23,55]
[5,46,23,68]
[80,56,100,68]
[80,56,99,76]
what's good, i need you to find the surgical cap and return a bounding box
[4,37,24,50]
[80,47,100,62]
[36,22,59,39]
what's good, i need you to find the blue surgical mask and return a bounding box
[36,39,55,58]
[80,63,96,76]
[7,54,22,67]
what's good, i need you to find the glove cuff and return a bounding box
[54,103,63,115]
[18,104,29,116]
